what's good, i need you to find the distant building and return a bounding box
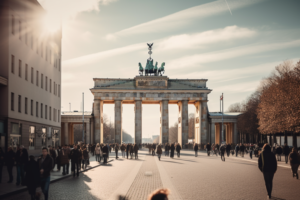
[0,0,62,154]
[142,138,152,143]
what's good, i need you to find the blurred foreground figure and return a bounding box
[148,188,170,200]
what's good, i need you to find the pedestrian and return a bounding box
[60,146,69,175]
[95,143,101,162]
[56,146,61,172]
[258,144,277,199]
[81,145,89,170]
[121,144,126,158]
[152,143,156,156]
[24,155,39,200]
[220,144,226,162]
[194,143,198,157]
[70,145,81,177]
[249,144,254,159]
[49,147,57,171]
[130,144,134,159]
[156,145,162,161]
[0,147,4,183]
[206,143,211,156]
[226,143,231,157]
[170,143,175,158]
[276,145,283,161]
[115,143,119,159]
[283,143,290,164]
[102,144,108,164]
[235,144,240,157]
[176,143,181,158]
[134,143,139,159]
[5,146,15,183]
[289,148,300,179]
[126,143,130,159]
[240,143,245,157]
[147,188,170,200]
[91,144,95,156]
[38,147,53,200]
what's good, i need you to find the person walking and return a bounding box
[220,144,226,162]
[276,145,283,161]
[240,143,245,157]
[152,143,156,156]
[121,144,126,158]
[176,143,181,158]
[25,155,39,200]
[126,144,130,159]
[134,144,139,159]
[38,147,53,200]
[5,146,15,183]
[49,147,57,171]
[289,148,300,179]
[206,143,211,156]
[60,146,69,175]
[56,146,61,172]
[130,144,134,159]
[156,145,162,161]
[235,144,240,157]
[102,144,109,164]
[283,143,290,164]
[170,143,175,158]
[115,143,119,159]
[95,143,101,162]
[226,143,231,157]
[70,145,81,177]
[194,143,198,157]
[258,144,277,199]
[0,147,5,183]
[81,145,89,170]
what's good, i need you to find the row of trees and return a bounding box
[228,60,300,146]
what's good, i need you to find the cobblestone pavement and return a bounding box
[3,149,300,200]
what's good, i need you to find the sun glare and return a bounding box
[43,13,61,32]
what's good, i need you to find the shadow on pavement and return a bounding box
[159,160,183,164]
[271,196,286,200]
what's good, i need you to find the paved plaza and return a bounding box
[2,149,300,200]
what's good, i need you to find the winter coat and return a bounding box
[50,149,56,161]
[276,147,283,155]
[133,144,139,153]
[258,150,277,174]
[70,149,81,163]
[59,149,69,165]
[176,145,181,152]
[15,149,22,165]
[102,146,108,156]
[121,145,125,151]
[240,145,245,152]
[38,154,53,178]
[283,145,290,155]
[156,146,162,154]
[194,145,198,151]
[206,144,211,151]
[0,149,4,166]
[226,145,231,152]
[235,145,240,152]
[170,144,175,152]
[20,148,29,165]
[115,145,119,152]
[5,150,15,166]
[130,145,134,153]
[95,146,101,155]
[82,149,89,160]
[24,159,40,191]
[289,152,300,165]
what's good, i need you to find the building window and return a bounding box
[54,82,56,95]
[41,74,43,89]
[19,20,21,40]
[58,84,60,97]
[45,105,47,119]
[29,126,35,149]
[45,76,48,91]
[50,79,52,93]
[31,100,33,115]
[25,97,28,114]
[25,64,28,81]
[36,71,39,86]
[11,55,14,74]
[36,38,39,54]
[45,47,48,61]
[53,108,56,122]
[36,102,38,117]
[59,59,61,71]
[49,107,51,120]
[18,60,22,77]
[31,67,34,84]
[18,95,21,113]
[58,110,60,122]
[41,43,43,57]
[11,15,15,34]
[41,103,43,118]
[11,93,14,111]
[42,128,46,145]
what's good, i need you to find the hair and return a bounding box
[148,188,170,200]
[292,148,297,153]
[262,143,271,152]
[42,147,48,152]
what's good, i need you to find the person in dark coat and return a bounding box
[235,144,240,157]
[206,143,211,156]
[120,144,126,158]
[240,143,245,157]
[156,145,162,161]
[258,144,277,199]
[164,143,169,156]
[115,144,119,159]
[5,146,15,183]
[20,147,29,185]
[275,145,283,161]
[126,144,130,159]
[49,147,57,170]
[220,144,226,162]
[133,144,139,159]
[283,143,290,164]
[170,143,175,158]
[152,144,156,156]
[60,146,69,175]
[130,144,134,159]
[194,143,198,157]
[70,145,81,177]
[38,147,53,200]
[289,148,300,179]
[226,144,231,157]
[102,144,109,163]
[25,155,39,200]
[0,147,4,183]
[176,144,181,158]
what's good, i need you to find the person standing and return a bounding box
[60,146,69,175]
[152,143,156,156]
[130,144,134,159]
[258,144,277,199]
[156,145,162,161]
[0,147,4,183]
[115,143,119,159]
[81,145,89,170]
[235,144,240,157]
[134,144,139,159]
[102,144,108,164]
[95,143,101,162]
[56,146,61,172]
[289,148,300,179]
[49,147,57,171]
[5,146,15,183]
[226,143,231,157]
[70,145,81,177]
[240,143,245,157]
[283,143,290,164]
[206,143,211,156]
[38,147,53,200]
[126,144,130,159]
[194,143,198,157]
[249,144,254,159]
[25,155,39,200]
[15,145,22,185]
[220,144,226,162]
[170,143,175,158]
[276,145,283,161]
[121,144,126,158]
[176,143,181,158]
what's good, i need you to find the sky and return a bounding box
[38,0,300,138]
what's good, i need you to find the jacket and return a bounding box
[95,146,101,155]
[5,150,15,166]
[156,146,162,154]
[59,149,69,165]
[133,144,139,152]
[289,152,300,165]
[194,145,198,151]
[283,145,290,155]
[258,150,277,173]
[38,154,53,178]
[70,149,81,163]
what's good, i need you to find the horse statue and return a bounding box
[158,62,165,76]
[138,63,144,75]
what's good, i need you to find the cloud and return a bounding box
[106,0,265,40]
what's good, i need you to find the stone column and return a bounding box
[211,122,215,145]
[219,123,222,145]
[94,100,103,143]
[91,118,94,144]
[86,121,90,144]
[233,122,238,144]
[134,100,142,145]
[178,100,188,147]
[64,122,68,145]
[115,100,122,144]
[199,100,208,145]
[160,100,169,144]
[194,102,200,144]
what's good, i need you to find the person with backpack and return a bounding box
[258,144,277,199]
